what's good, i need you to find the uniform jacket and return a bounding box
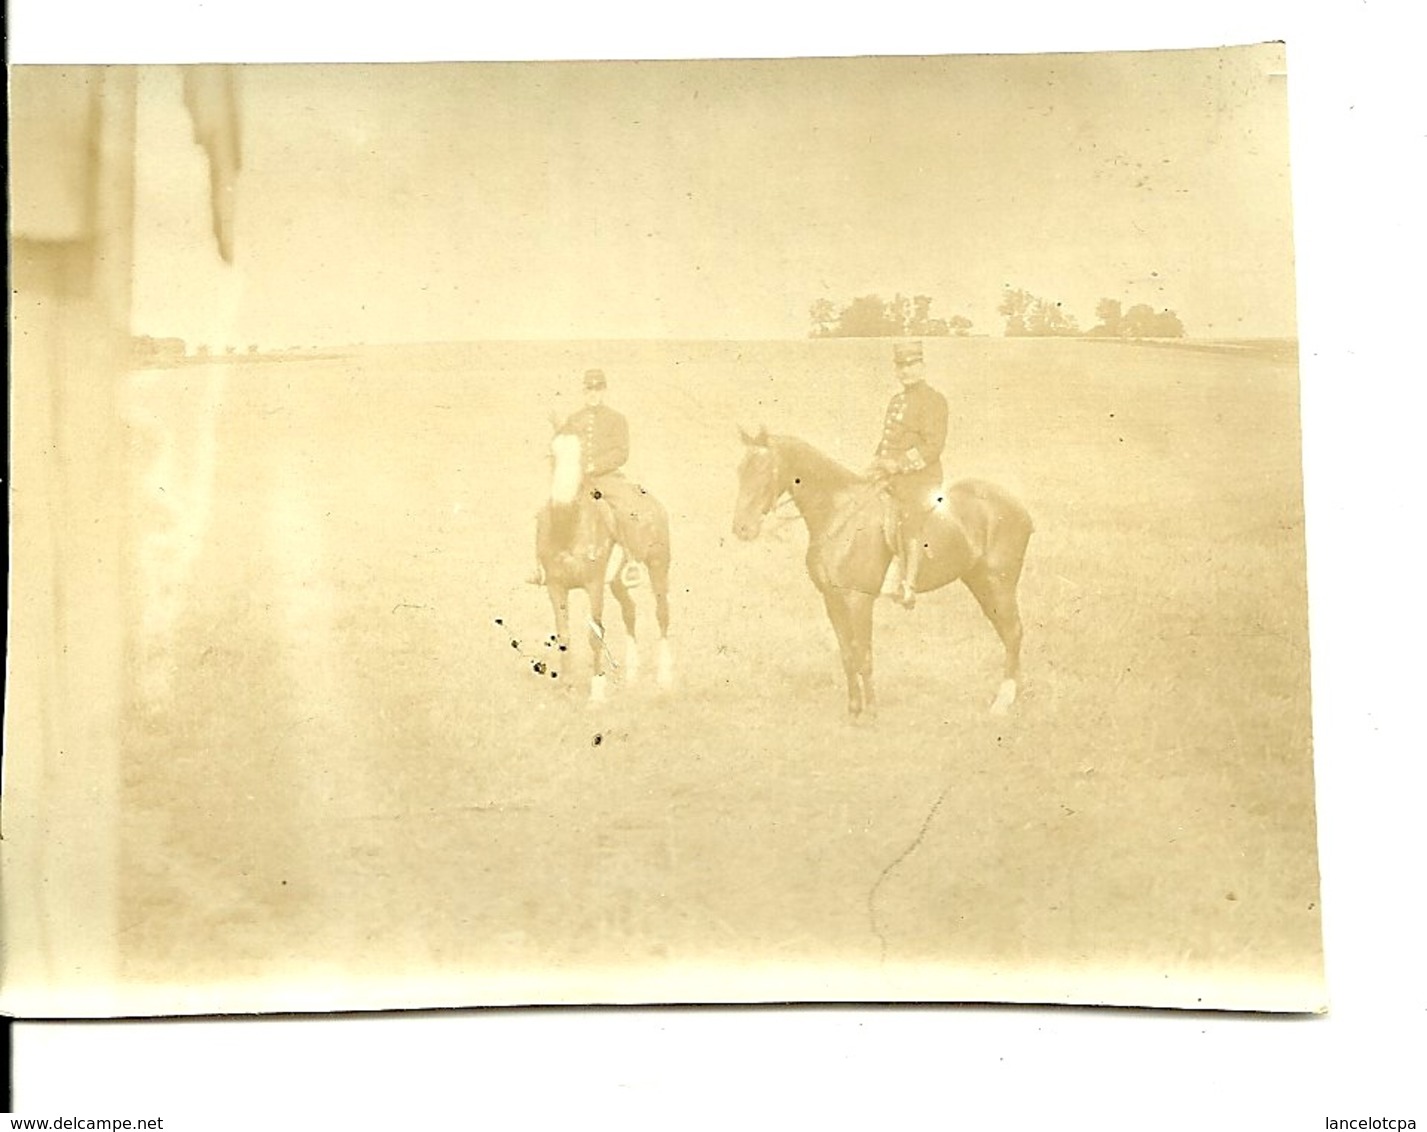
[876,380,948,481]
[559,404,630,478]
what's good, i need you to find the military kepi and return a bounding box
[584,368,607,390]
[893,340,924,366]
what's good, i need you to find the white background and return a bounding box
[9,2,1425,1126]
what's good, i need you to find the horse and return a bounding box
[731,427,1033,718]
[536,433,674,702]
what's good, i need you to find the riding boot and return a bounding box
[899,535,922,610]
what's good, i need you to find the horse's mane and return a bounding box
[550,433,583,505]
[768,435,864,491]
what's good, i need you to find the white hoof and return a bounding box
[624,640,640,684]
[990,679,1017,716]
[588,674,608,705]
[655,640,674,689]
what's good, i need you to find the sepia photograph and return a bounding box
[7,45,1324,1021]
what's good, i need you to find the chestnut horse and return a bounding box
[732,428,1032,717]
[536,434,673,702]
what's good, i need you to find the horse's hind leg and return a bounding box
[963,563,1025,715]
[646,549,674,689]
[609,562,640,683]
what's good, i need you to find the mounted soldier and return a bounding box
[528,369,675,695]
[530,367,666,578]
[867,340,949,610]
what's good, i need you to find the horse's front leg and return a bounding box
[547,584,571,662]
[847,591,878,719]
[587,575,609,705]
[822,589,862,717]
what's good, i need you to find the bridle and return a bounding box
[741,442,797,535]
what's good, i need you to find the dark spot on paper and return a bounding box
[592,733,603,747]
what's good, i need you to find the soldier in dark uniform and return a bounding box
[868,340,948,609]
[560,368,630,484]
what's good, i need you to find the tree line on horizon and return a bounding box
[809,294,973,339]
[810,289,1185,340]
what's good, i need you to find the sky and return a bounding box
[131,46,1297,347]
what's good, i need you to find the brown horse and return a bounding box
[537,434,673,702]
[732,428,1033,718]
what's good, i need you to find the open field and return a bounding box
[117,336,1320,1008]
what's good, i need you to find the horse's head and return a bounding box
[732,426,785,541]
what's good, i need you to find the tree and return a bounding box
[1122,304,1156,338]
[911,294,934,332]
[1001,287,1079,336]
[1094,299,1185,338]
[1150,309,1185,337]
[812,293,966,337]
[998,287,1034,336]
[809,299,838,338]
[948,315,973,337]
[836,294,900,337]
[901,295,947,335]
[1027,297,1079,337]
[1124,303,1185,338]
[1091,298,1124,337]
[909,295,951,337]
[888,293,912,336]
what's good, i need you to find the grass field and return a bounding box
[117,336,1321,1009]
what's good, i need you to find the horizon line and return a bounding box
[135,333,1302,351]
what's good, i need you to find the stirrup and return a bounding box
[620,562,643,589]
[897,581,917,609]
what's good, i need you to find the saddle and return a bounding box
[873,480,942,550]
